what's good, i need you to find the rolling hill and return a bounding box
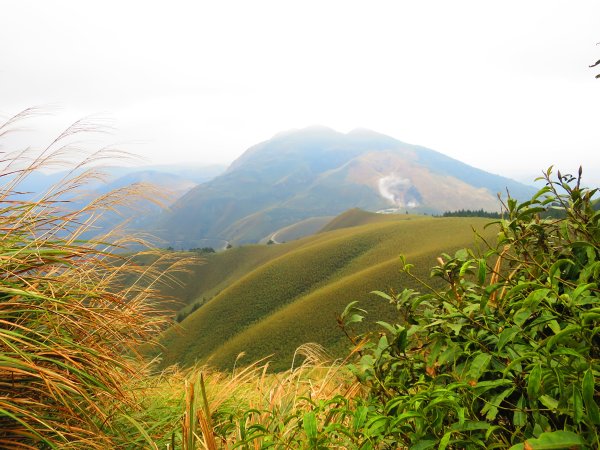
[258,216,335,244]
[153,210,498,371]
[156,127,533,246]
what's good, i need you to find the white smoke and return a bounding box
[377,174,419,208]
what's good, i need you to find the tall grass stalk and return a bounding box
[0,110,192,448]
[139,343,362,449]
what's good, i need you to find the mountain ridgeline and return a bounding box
[157,127,534,246]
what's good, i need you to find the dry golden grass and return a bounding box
[135,343,362,449]
[0,109,195,449]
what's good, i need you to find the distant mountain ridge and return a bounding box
[6,164,226,244]
[12,163,226,201]
[157,127,535,246]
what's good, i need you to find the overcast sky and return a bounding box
[1,1,599,185]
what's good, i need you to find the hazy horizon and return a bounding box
[1,1,599,185]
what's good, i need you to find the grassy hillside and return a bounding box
[162,244,294,311]
[319,207,408,232]
[156,211,497,370]
[259,215,335,243]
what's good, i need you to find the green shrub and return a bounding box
[342,167,599,449]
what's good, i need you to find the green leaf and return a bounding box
[376,320,397,334]
[528,364,542,400]
[347,313,364,325]
[459,259,474,277]
[547,319,561,335]
[365,415,388,436]
[524,288,551,309]
[571,282,596,301]
[447,322,463,335]
[583,312,600,325]
[548,259,575,283]
[517,206,547,219]
[341,301,367,322]
[450,421,490,432]
[481,387,515,420]
[473,379,513,395]
[477,258,486,285]
[538,395,559,411]
[438,431,452,450]
[510,430,585,449]
[393,411,424,422]
[352,406,368,432]
[506,282,542,298]
[303,411,317,441]
[341,300,359,315]
[531,185,551,201]
[395,327,408,353]
[514,308,533,327]
[455,248,469,260]
[437,345,459,366]
[583,368,600,424]
[371,290,394,301]
[546,324,580,350]
[497,326,520,351]
[467,353,491,381]
[513,395,526,427]
[410,440,437,450]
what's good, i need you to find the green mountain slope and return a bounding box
[319,208,404,232]
[157,127,532,246]
[156,211,497,370]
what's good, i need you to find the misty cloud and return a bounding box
[1,1,598,183]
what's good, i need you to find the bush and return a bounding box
[341,167,599,449]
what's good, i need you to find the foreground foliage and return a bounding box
[0,111,187,449]
[340,167,600,449]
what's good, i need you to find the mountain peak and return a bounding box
[271,125,340,140]
[159,128,536,245]
[273,126,394,142]
[346,127,404,145]
[347,127,377,135]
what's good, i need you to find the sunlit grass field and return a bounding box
[157,210,496,370]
